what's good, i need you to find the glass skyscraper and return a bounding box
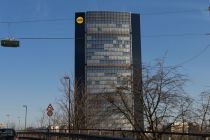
[75,11,143,130]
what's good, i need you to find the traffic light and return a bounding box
[1,39,19,47]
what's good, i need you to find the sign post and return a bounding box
[47,104,54,129]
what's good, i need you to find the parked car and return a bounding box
[0,128,18,140]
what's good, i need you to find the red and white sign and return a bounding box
[47,104,54,117]
[47,104,54,111]
[47,110,53,117]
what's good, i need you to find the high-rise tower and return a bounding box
[75,11,143,130]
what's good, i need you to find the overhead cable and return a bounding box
[0,9,208,24]
[0,32,206,40]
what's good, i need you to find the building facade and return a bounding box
[75,11,143,130]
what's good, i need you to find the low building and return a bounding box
[170,121,200,140]
[0,123,6,128]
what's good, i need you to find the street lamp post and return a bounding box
[22,105,27,130]
[64,76,71,133]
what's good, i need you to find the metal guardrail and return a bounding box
[17,129,135,140]
[16,128,210,140]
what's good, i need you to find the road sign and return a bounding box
[47,104,54,112]
[47,110,53,117]
[47,104,54,117]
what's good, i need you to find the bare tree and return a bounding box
[141,60,191,139]
[56,77,88,129]
[101,59,191,140]
[37,108,62,129]
[74,82,87,129]
[194,90,210,132]
[177,96,193,131]
[56,77,74,129]
[36,77,75,129]
[37,109,48,128]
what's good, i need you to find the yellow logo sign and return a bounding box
[76,16,84,24]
